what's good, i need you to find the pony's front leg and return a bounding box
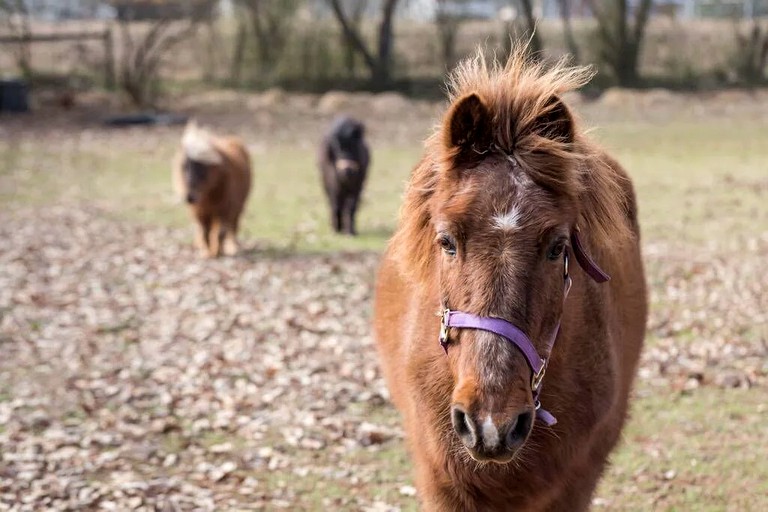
[331,201,343,233]
[541,476,596,512]
[222,222,239,256]
[343,195,359,236]
[542,431,613,512]
[194,218,211,258]
[413,469,466,512]
[409,434,467,512]
[206,218,223,258]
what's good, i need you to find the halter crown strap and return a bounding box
[571,230,610,283]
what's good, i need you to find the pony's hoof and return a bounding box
[201,249,218,259]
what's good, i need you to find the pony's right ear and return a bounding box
[352,121,365,139]
[535,95,575,144]
[443,93,491,152]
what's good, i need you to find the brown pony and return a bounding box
[172,120,252,258]
[373,48,647,511]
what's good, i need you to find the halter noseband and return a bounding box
[438,229,609,426]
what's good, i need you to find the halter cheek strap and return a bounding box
[438,230,609,426]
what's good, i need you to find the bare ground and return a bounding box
[0,202,765,510]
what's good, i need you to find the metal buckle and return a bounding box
[563,250,569,278]
[532,358,548,390]
[438,308,451,352]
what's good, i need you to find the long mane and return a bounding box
[390,45,634,285]
[181,120,223,166]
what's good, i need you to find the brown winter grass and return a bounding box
[1,91,767,509]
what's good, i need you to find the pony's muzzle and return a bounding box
[185,192,197,204]
[451,404,535,463]
[335,159,360,178]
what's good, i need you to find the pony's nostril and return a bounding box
[185,192,196,204]
[451,406,477,448]
[505,409,534,450]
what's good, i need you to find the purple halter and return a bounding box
[438,230,609,426]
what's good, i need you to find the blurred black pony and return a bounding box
[318,116,370,235]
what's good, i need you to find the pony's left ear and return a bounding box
[444,92,492,151]
[535,95,575,144]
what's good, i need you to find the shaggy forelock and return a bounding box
[390,45,634,286]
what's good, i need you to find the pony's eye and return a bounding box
[547,240,566,261]
[437,234,457,257]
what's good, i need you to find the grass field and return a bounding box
[1,89,767,510]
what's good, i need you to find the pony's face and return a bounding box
[330,119,366,181]
[433,93,577,464]
[179,121,224,205]
[182,158,221,204]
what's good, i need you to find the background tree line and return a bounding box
[1,0,767,106]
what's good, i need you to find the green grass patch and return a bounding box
[594,120,768,245]
[0,140,421,253]
[597,387,768,511]
[2,119,766,253]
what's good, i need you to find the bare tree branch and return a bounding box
[434,0,469,69]
[733,19,768,83]
[326,0,400,86]
[326,0,378,73]
[342,0,368,76]
[556,0,580,62]
[585,0,655,85]
[375,0,399,81]
[233,0,301,80]
[0,0,32,75]
[118,13,203,107]
[633,0,654,46]
[516,0,542,56]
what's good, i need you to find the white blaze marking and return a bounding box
[476,329,514,390]
[493,206,523,231]
[481,415,499,448]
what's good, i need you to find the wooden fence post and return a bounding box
[104,28,115,89]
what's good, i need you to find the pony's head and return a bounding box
[327,116,366,182]
[179,120,224,204]
[391,49,631,464]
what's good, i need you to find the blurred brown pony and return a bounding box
[373,48,647,511]
[172,120,252,258]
